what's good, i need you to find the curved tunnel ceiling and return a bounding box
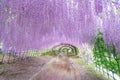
[0,0,120,52]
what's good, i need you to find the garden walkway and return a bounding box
[0,56,107,80]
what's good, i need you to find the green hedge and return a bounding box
[93,28,120,76]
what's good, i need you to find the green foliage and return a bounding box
[0,49,2,58]
[41,50,57,56]
[27,50,40,57]
[93,28,120,76]
[58,45,79,56]
[41,46,79,57]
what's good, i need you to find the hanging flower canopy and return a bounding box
[0,0,120,53]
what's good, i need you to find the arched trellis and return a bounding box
[52,43,79,56]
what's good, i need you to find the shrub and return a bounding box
[93,28,120,76]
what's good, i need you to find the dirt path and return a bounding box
[0,56,53,80]
[29,57,107,80]
[29,58,58,80]
[0,56,107,80]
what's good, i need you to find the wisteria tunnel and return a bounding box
[0,0,120,80]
